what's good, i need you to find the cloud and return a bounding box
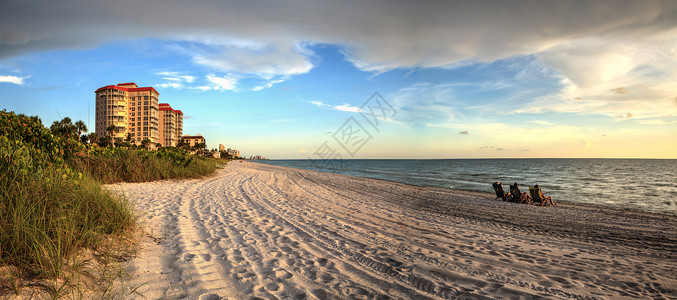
[157,82,183,89]
[334,104,361,113]
[1,0,677,120]
[305,100,361,113]
[205,74,237,91]
[527,120,554,126]
[611,87,627,94]
[0,75,29,85]
[157,71,195,83]
[458,131,469,135]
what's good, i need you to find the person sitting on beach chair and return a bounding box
[492,182,509,201]
[529,185,556,206]
[509,183,531,204]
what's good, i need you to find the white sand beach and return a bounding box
[110,162,677,299]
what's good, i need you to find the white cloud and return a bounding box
[251,78,286,91]
[528,120,554,126]
[334,104,361,113]
[157,71,195,83]
[308,100,329,107]
[0,75,28,85]
[304,100,361,113]
[206,74,237,91]
[157,82,183,89]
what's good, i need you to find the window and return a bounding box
[143,117,148,121]
[143,132,148,136]
[131,118,135,121]
[143,122,148,126]
[137,127,141,131]
[144,96,148,100]
[143,127,148,131]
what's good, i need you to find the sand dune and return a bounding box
[109,162,677,299]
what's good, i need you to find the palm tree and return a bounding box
[99,135,112,147]
[106,124,116,137]
[50,117,76,137]
[88,132,98,144]
[75,120,87,136]
[141,138,151,150]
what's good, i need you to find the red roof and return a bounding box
[95,84,159,95]
[175,110,183,115]
[183,135,204,139]
[117,82,137,87]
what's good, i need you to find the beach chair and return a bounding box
[492,182,508,201]
[509,183,531,204]
[529,185,555,206]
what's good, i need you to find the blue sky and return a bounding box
[1,0,676,158]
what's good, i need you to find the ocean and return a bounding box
[257,159,677,215]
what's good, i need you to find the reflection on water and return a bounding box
[259,159,677,215]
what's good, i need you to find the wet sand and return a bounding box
[111,162,677,299]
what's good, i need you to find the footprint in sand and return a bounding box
[183,253,196,262]
[275,269,293,279]
[201,254,212,261]
[198,293,221,300]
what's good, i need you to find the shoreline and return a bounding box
[256,160,677,217]
[112,161,676,299]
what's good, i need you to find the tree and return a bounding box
[114,137,123,147]
[141,138,151,150]
[106,124,117,136]
[50,117,77,137]
[74,120,87,136]
[99,135,112,147]
[88,132,98,145]
[125,133,133,143]
[80,134,89,144]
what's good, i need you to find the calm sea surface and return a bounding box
[257,159,677,215]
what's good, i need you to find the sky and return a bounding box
[1,0,676,159]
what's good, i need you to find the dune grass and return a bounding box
[0,110,221,297]
[68,146,219,184]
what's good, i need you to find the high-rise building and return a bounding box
[159,103,184,147]
[95,83,183,146]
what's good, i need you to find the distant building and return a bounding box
[95,82,183,146]
[249,155,268,160]
[219,144,225,152]
[227,148,240,158]
[159,103,183,147]
[182,135,206,148]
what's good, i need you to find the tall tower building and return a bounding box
[95,83,181,146]
[159,103,184,147]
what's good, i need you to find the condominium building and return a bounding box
[95,82,183,147]
[159,103,184,147]
[182,135,206,148]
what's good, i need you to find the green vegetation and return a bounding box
[70,146,218,184]
[0,110,221,297]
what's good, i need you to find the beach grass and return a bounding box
[0,134,136,296]
[67,147,220,184]
[0,110,221,297]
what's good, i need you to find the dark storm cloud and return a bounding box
[1,0,676,72]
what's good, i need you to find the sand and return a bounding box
[109,161,677,299]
